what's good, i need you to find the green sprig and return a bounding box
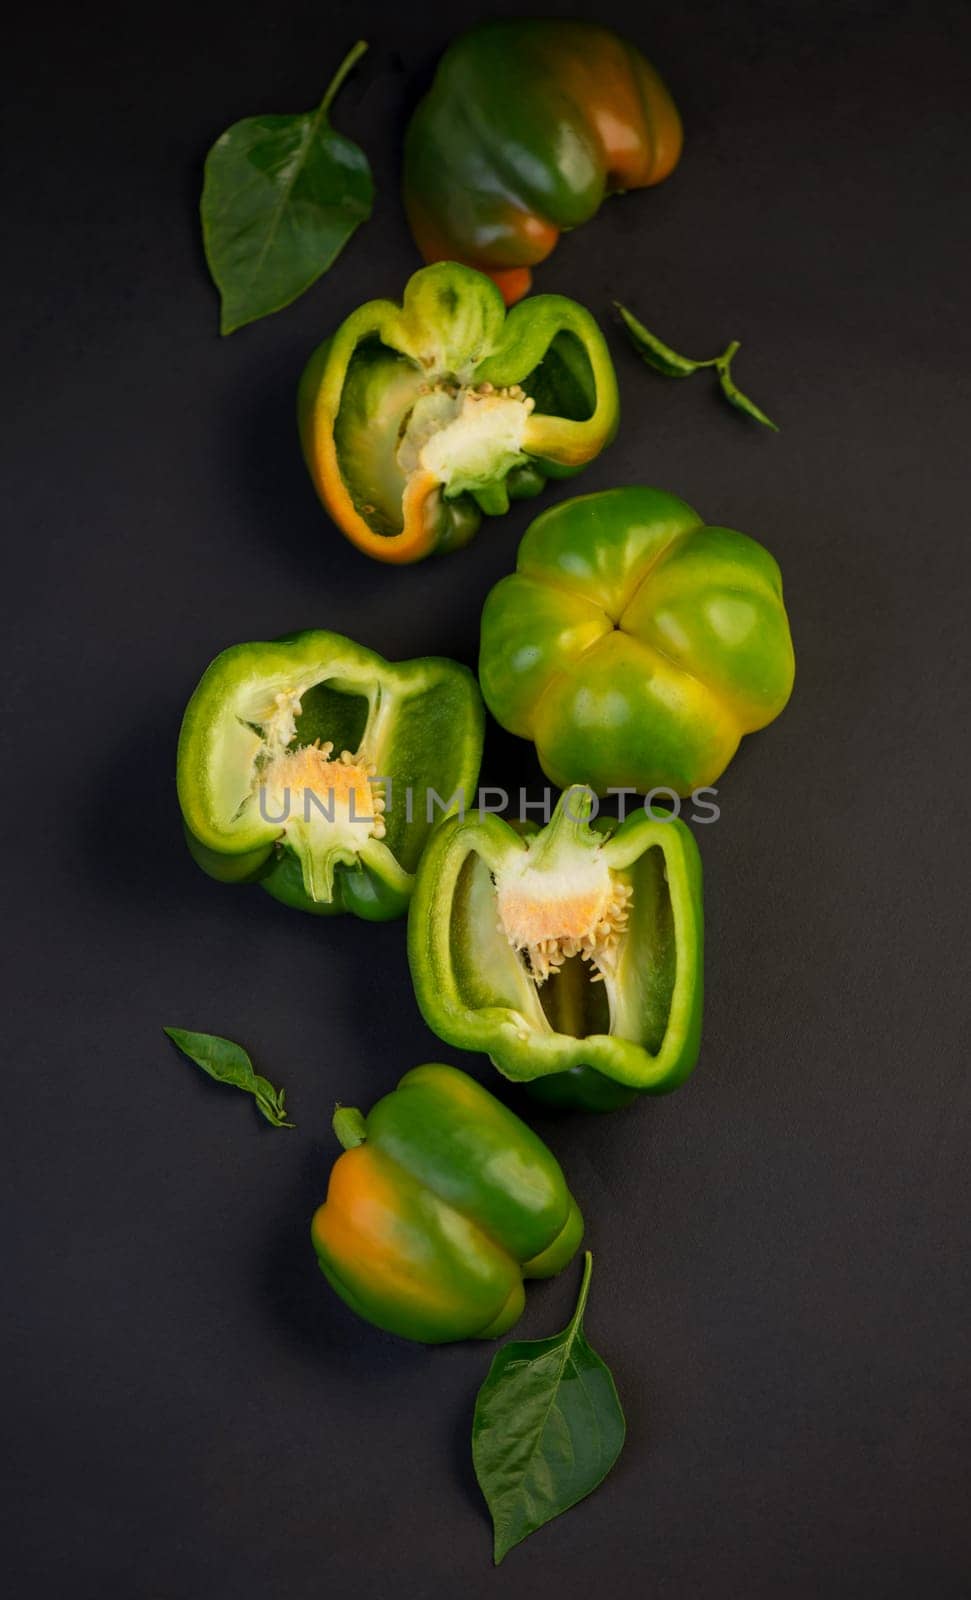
[616,302,779,431]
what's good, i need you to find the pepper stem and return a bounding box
[566,1250,595,1334]
[526,786,599,872]
[333,1104,367,1148]
[319,40,368,122]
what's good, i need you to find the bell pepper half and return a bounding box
[177,630,483,920]
[479,487,796,797]
[298,261,618,563]
[408,788,703,1112]
[311,1063,584,1342]
[403,20,682,305]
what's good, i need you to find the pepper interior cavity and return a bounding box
[408,781,703,1103]
[178,630,485,922]
[253,686,384,901]
[299,262,619,562]
[334,339,585,536]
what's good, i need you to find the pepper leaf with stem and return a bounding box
[201,41,374,334]
[616,302,779,430]
[472,1251,625,1564]
[163,1027,294,1127]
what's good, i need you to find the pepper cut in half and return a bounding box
[404,20,683,304]
[312,1063,584,1342]
[177,630,483,920]
[298,262,618,563]
[479,487,796,797]
[408,788,703,1112]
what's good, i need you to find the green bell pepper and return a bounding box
[311,1063,584,1342]
[408,788,703,1111]
[177,630,483,920]
[479,487,795,797]
[298,261,618,563]
[404,20,682,305]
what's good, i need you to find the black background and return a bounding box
[4,1,970,1595]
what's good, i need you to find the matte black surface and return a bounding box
[4,2,969,1594]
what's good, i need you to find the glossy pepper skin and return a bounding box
[298,262,618,563]
[408,788,703,1112]
[479,488,795,797]
[403,21,683,305]
[311,1064,584,1342]
[177,630,483,920]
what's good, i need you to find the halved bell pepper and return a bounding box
[177,630,483,920]
[403,21,682,305]
[298,261,618,563]
[479,487,795,797]
[408,788,703,1112]
[311,1063,584,1342]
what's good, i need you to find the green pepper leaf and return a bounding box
[201,41,374,335]
[615,302,702,376]
[253,1076,294,1129]
[715,341,780,431]
[472,1252,625,1564]
[616,302,779,429]
[163,1027,294,1127]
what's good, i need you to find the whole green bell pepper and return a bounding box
[311,1063,584,1342]
[408,788,703,1111]
[404,20,682,305]
[298,262,618,563]
[479,487,795,797]
[177,630,483,920]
